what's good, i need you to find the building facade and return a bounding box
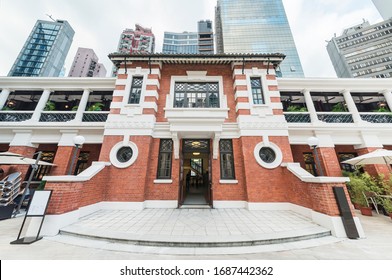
[162,20,214,54]
[2,53,392,237]
[215,0,304,77]
[68,47,107,77]
[198,20,214,54]
[8,19,74,77]
[327,19,392,78]
[162,32,199,54]
[116,24,155,55]
[372,0,392,20]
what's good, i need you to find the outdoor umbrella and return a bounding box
[342,149,392,172]
[0,155,54,166]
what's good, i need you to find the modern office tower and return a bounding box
[162,31,199,54]
[68,47,107,77]
[215,0,304,77]
[8,19,74,77]
[162,20,214,54]
[327,19,392,78]
[198,20,214,54]
[116,24,155,54]
[372,0,392,20]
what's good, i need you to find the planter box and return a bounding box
[360,206,373,216]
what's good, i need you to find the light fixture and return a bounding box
[191,141,200,147]
[68,135,86,175]
[306,136,324,176]
[193,152,200,156]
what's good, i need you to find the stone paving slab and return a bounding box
[59,208,331,248]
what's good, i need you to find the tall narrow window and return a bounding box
[250,77,264,104]
[220,139,235,179]
[128,76,143,104]
[157,139,173,179]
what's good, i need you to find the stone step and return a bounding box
[59,226,331,248]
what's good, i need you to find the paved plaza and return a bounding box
[0,209,391,259]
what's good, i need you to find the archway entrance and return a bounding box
[178,139,212,207]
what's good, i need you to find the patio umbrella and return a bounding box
[342,149,392,172]
[0,155,54,166]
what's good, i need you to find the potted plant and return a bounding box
[87,102,104,111]
[332,102,346,112]
[346,172,383,216]
[287,105,307,112]
[44,101,55,111]
[382,198,392,219]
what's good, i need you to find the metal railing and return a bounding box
[39,112,76,122]
[284,113,311,123]
[360,113,392,123]
[82,112,109,122]
[0,111,33,122]
[317,113,354,123]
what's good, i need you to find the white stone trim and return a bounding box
[143,102,158,111]
[109,141,139,168]
[213,201,247,208]
[236,103,251,110]
[44,162,111,182]
[254,141,283,169]
[234,90,249,99]
[146,78,160,88]
[144,200,177,208]
[144,90,159,98]
[219,179,239,184]
[233,79,247,87]
[153,179,173,184]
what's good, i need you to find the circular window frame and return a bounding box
[254,142,283,169]
[109,141,138,168]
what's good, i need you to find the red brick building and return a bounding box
[2,53,392,237]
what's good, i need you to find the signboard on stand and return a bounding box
[11,190,52,245]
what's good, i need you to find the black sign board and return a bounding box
[333,186,360,239]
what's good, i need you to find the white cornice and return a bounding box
[277,77,392,92]
[0,77,116,90]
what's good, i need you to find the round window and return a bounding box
[110,141,139,168]
[259,147,276,163]
[254,142,283,169]
[116,146,133,163]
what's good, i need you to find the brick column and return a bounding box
[51,146,78,176]
[356,147,390,178]
[315,147,342,177]
[6,146,37,180]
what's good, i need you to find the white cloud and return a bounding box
[0,0,383,77]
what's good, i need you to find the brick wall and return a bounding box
[51,146,75,176]
[6,146,37,180]
[356,147,390,178]
[99,135,153,202]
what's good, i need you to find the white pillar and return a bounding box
[31,89,51,121]
[382,90,392,111]
[74,89,90,122]
[0,88,11,109]
[341,89,362,123]
[302,89,320,123]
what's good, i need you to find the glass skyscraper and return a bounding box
[215,0,304,77]
[8,19,74,77]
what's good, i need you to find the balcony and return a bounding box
[284,113,311,123]
[39,112,76,122]
[0,111,33,122]
[360,113,392,123]
[82,112,109,122]
[317,112,354,123]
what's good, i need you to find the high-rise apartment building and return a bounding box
[68,47,107,77]
[162,20,214,54]
[8,19,74,77]
[372,0,392,20]
[327,19,392,78]
[116,24,155,54]
[162,32,199,54]
[215,0,304,77]
[198,20,214,54]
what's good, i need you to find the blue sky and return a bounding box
[0,0,383,77]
